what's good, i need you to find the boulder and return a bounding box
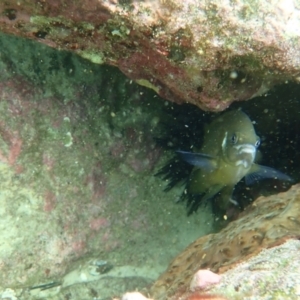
[1,1,300,111]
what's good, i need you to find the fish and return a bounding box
[177,110,292,213]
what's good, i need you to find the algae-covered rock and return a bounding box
[0,33,214,299]
[0,1,300,111]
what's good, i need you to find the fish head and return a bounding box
[220,112,260,169]
[222,131,260,168]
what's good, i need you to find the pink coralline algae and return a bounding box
[190,270,222,291]
[43,190,57,213]
[85,163,108,202]
[89,217,110,231]
[0,121,22,168]
[121,292,153,300]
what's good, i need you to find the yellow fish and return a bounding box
[178,110,292,212]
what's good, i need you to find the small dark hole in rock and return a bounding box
[197,86,203,93]
[34,31,48,39]
[3,8,17,20]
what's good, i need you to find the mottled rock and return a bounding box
[173,239,300,300]
[0,1,300,111]
[209,239,300,299]
[151,184,300,299]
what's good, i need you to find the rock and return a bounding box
[174,239,300,300]
[151,184,300,299]
[0,1,300,111]
[0,33,216,298]
[208,239,300,299]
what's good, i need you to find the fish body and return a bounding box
[178,110,291,212]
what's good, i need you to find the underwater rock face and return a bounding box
[0,33,216,298]
[151,183,300,299]
[0,1,300,111]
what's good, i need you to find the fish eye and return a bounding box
[255,138,260,147]
[231,133,238,144]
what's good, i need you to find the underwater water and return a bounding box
[0,32,299,300]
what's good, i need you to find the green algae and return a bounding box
[78,49,104,64]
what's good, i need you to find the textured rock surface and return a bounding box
[151,184,300,299]
[209,239,300,299]
[0,1,300,111]
[0,33,215,299]
[171,239,300,300]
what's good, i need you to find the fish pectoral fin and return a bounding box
[176,150,217,172]
[245,164,293,185]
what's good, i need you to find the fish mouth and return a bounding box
[235,160,251,168]
[234,144,256,168]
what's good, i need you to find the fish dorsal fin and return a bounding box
[245,164,293,185]
[176,150,217,172]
